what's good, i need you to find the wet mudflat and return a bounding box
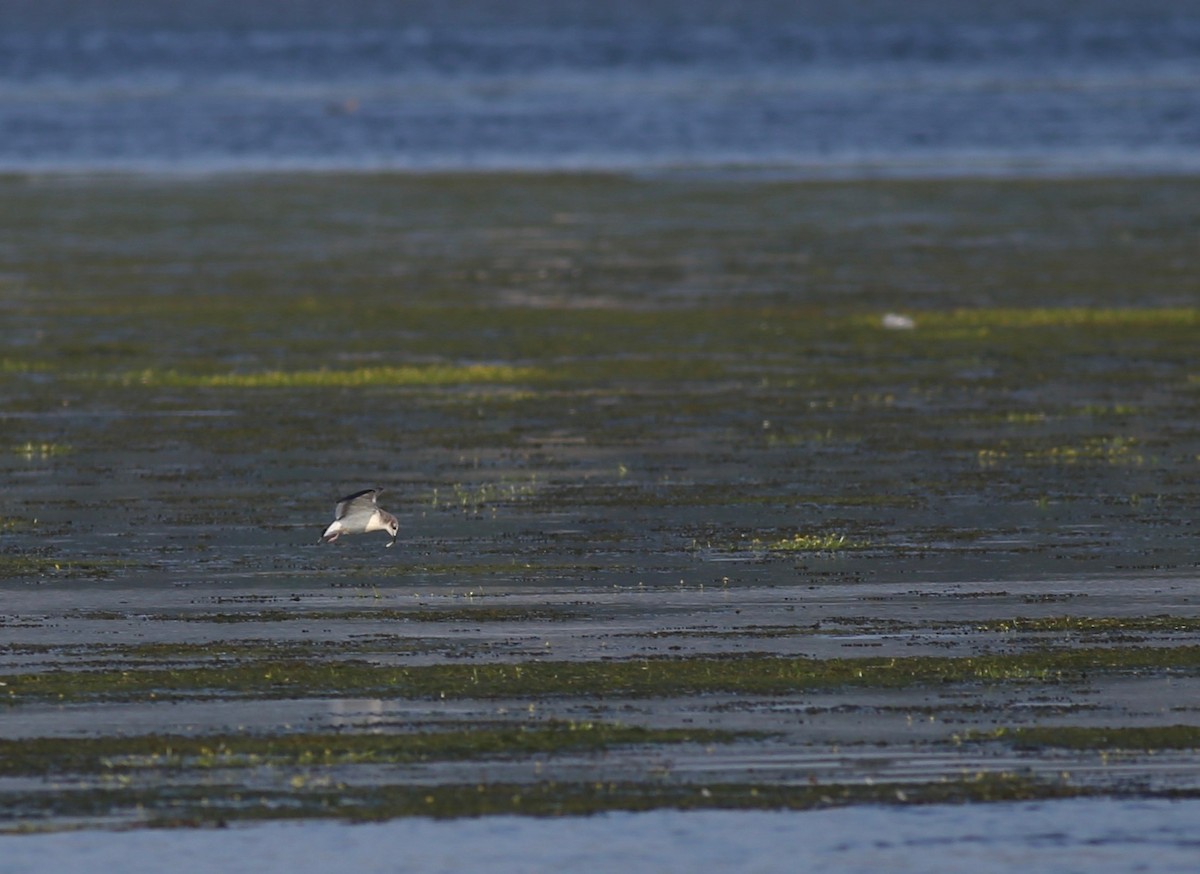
[0,173,1198,829]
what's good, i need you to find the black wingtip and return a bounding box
[337,487,380,503]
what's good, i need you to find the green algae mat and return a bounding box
[1,173,1198,829]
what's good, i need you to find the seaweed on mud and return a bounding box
[6,646,1200,705]
[3,175,1200,829]
[0,554,135,579]
[0,721,739,777]
[0,773,1100,830]
[974,616,1200,635]
[971,725,1200,751]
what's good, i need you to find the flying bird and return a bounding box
[319,488,398,548]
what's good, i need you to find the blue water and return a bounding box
[5,800,1200,873]
[1,0,1199,175]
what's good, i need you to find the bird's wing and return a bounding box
[334,488,380,520]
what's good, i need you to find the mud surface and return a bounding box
[1,173,1197,828]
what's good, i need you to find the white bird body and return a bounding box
[320,489,398,547]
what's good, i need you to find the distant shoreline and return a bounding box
[3,158,1200,183]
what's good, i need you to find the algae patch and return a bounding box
[0,773,1094,829]
[900,307,1199,332]
[972,725,1200,751]
[7,646,1200,705]
[0,554,137,580]
[113,364,548,389]
[0,721,736,777]
[756,533,866,552]
[974,616,1200,635]
[6,441,73,459]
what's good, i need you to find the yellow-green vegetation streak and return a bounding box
[902,307,1198,331]
[1,358,50,373]
[6,441,72,458]
[114,363,547,388]
[6,645,1200,704]
[757,532,865,552]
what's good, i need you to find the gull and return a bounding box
[319,488,398,548]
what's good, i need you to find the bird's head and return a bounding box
[385,516,399,547]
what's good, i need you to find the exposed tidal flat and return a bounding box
[0,172,1198,831]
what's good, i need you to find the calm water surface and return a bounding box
[6,800,1200,873]
[1,0,1199,174]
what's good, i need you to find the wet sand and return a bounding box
[1,173,1198,828]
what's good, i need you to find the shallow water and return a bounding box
[0,173,1198,833]
[5,800,1200,874]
